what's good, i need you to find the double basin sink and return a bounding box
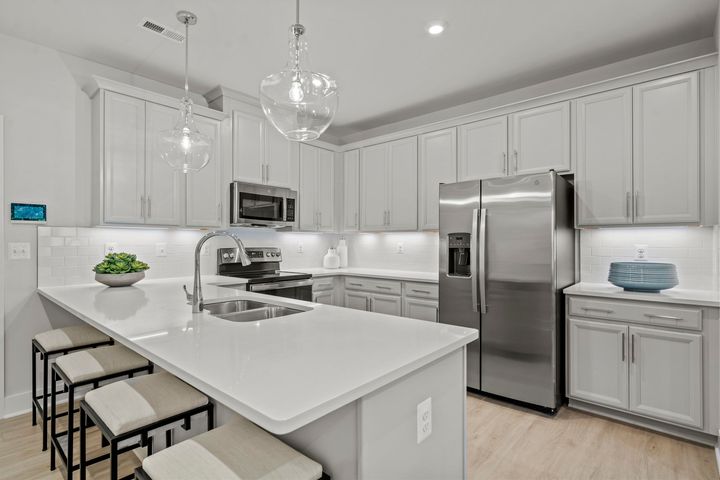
[203,299,305,322]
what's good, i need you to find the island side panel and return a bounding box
[358,347,466,480]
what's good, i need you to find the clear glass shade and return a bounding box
[260,27,338,141]
[159,98,212,173]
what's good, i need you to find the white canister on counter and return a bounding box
[337,238,348,268]
[323,248,340,269]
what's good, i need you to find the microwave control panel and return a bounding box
[286,198,295,222]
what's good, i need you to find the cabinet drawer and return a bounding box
[344,277,401,295]
[568,297,702,331]
[312,277,335,292]
[403,282,439,299]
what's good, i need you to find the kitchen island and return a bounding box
[38,276,477,480]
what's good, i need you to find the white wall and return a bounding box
[344,232,438,272]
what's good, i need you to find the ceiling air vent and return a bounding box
[138,17,185,43]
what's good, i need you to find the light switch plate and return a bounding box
[634,244,648,261]
[417,397,432,444]
[396,242,405,254]
[104,242,119,256]
[8,242,31,260]
[297,242,304,254]
[201,244,210,256]
[155,243,167,257]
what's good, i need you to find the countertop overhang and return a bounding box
[37,276,475,434]
[564,282,720,308]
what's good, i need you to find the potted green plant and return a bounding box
[93,252,150,287]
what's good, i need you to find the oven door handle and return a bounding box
[249,279,314,292]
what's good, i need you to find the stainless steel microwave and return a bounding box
[230,182,297,229]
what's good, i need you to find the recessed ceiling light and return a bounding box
[426,21,447,36]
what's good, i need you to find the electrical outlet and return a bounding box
[634,244,648,261]
[104,242,119,255]
[8,242,31,260]
[397,242,405,254]
[201,244,210,256]
[155,243,167,257]
[297,242,304,254]
[417,397,432,444]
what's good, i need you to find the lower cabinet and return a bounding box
[370,293,402,316]
[313,290,336,306]
[567,299,708,432]
[344,291,371,311]
[403,297,439,322]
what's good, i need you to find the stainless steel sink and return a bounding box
[202,299,305,322]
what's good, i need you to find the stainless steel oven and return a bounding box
[230,182,297,229]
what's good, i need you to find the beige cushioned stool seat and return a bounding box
[84,372,208,436]
[55,345,149,383]
[34,325,110,352]
[142,418,323,480]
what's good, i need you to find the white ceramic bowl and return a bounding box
[95,271,145,287]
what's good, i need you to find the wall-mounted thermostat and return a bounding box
[10,203,47,223]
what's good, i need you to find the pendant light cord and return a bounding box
[296,0,300,25]
[184,20,190,99]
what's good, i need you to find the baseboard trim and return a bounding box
[3,387,75,420]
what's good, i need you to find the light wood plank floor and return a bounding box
[1,395,717,479]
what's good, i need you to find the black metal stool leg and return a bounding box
[50,369,57,470]
[31,343,37,426]
[67,384,75,480]
[110,439,119,480]
[42,352,49,451]
[165,429,172,448]
[79,407,87,480]
[207,402,214,431]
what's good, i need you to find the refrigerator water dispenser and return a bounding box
[447,233,471,277]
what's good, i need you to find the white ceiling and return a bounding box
[0,0,717,138]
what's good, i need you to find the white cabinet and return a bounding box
[509,102,571,175]
[103,92,146,224]
[313,290,336,306]
[403,297,439,322]
[370,293,403,316]
[299,144,334,231]
[343,150,360,231]
[344,291,370,311]
[458,116,508,181]
[628,326,703,428]
[568,318,628,410]
[144,103,182,226]
[574,89,633,226]
[418,128,457,230]
[360,137,418,231]
[232,111,295,188]
[633,72,699,224]
[186,116,223,227]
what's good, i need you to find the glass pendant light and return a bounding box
[159,11,212,173]
[260,0,338,141]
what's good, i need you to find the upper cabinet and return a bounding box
[509,102,571,175]
[299,144,335,232]
[458,116,507,181]
[360,137,418,231]
[343,149,360,231]
[419,128,457,230]
[94,86,225,228]
[575,72,702,227]
[232,111,296,189]
[633,72,699,224]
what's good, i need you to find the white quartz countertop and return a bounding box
[564,282,720,308]
[293,267,439,283]
[37,276,475,434]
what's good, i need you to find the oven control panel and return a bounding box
[218,247,282,264]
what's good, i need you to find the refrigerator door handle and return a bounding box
[478,208,488,314]
[470,208,479,313]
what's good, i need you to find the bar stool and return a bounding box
[32,325,112,450]
[49,344,153,479]
[78,371,213,480]
[135,418,327,480]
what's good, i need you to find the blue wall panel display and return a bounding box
[10,203,47,222]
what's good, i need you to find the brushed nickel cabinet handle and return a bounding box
[502,152,507,174]
[581,307,614,314]
[634,191,640,218]
[435,307,439,322]
[631,334,635,363]
[349,282,363,286]
[412,289,431,294]
[140,195,145,218]
[513,150,519,174]
[376,285,392,290]
[621,332,626,362]
[626,192,631,219]
[644,313,682,321]
[147,197,152,218]
[266,164,270,182]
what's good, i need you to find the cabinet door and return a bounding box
[419,128,457,230]
[316,147,335,232]
[360,143,389,231]
[144,102,182,226]
[387,137,418,231]
[344,291,369,311]
[103,92,146,224]
[403,297,439,322]
[232,111,264,184]
[568,318,628,410]
[629,326,703,428]
[264,122,293,187]
[510,102,570,175]
[370,293,402,316]
[187,116,223,227]
[343,150,360,231]
[574,89,633,226]
[313,291,335,306]
[298,143,318,231]
[633,73,699,224]
[458,116,508,181]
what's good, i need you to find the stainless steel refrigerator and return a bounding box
[439,172,575,411]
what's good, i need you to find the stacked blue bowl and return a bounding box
[608,262,678,293]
